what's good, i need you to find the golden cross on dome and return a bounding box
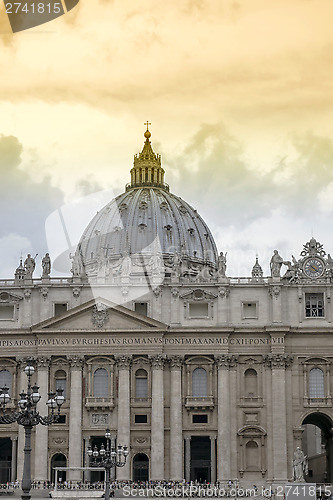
[144,121,151,130]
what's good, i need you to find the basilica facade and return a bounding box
[0,128,332,485]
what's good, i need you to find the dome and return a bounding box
[75,127,218,280]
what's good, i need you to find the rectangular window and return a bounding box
[242,302,257,319]
[57,415,66,424]
[0,305,14,320]
[135,414,148,424]
[189,302,208,318]
[192,414,208,424]
[135,302,148,316]
[54,303,68,316]
[305,294,324,317]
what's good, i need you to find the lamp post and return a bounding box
[88,428,128,500]
[0,361,65,500]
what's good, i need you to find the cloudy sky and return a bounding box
[1,0,333,277]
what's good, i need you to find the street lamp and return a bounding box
[88,428,128,500]
[0,361,65,500]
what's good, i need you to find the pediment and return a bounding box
[180,289,217,301]
[32,298,167,332]
[0,291,23,303]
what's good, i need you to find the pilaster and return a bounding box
[115,355,131,480]
[34,357,50,482]
[169,355,183,481]
[150,355,166,480]
[67,355,84,481]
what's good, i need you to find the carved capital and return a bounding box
[215,354,238,368]
[67,355,84,369]
[39,287,49,300]
[169,355,183,369]
[218,287,230,298]
[36,356,50,369]
[263,354,293,368]
[115,355,132,369]
[149,354,166,369]
[153,286,162,297]
[268,285,281,298]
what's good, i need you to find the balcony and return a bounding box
[85,397,114,411]
[185,396,214,410]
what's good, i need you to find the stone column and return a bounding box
[264,354,293,481]
[210,436,216,483]
[169,356,183,481]
[184,436,191,481]
[67,355,84,481]
[34,357,50,482]
[150,355,165,480]
[116,355,131,480]
[216,355,238,481]
[11,437,17,481]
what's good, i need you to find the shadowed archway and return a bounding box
[302,413,333,483]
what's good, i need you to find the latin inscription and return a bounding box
[0,335,284,349]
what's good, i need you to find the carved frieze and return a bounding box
[92,302,109,328]
[91,413,109,426]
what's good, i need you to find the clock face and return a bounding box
[303,257,325,278]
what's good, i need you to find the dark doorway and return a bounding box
[133,453,149,482]
[302,413,333,483]
[190,436,211,483]
[90,436,107,483]
[51,454,67,484]
[0,438,12,483]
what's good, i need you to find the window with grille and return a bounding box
[135,369,148,398]
[192,367,207,397]
[93,368,108,398]
[0,370,11,395]
[305,294,324,317]
[55,370,67,399]
[309,368,325,398]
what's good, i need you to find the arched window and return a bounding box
[192,368,207,397]
[93,368,108,398]
[244,368,258,397]
[135,369,148,399]
[245,441,259,469]
[309,368,325,398]
[55,370,67,399]
[0,370,12,395]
